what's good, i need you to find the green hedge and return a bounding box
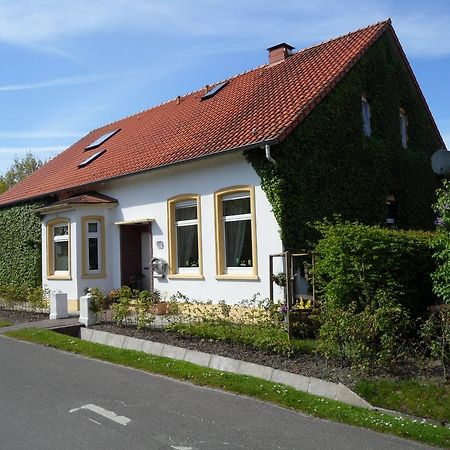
[313,220,435,318]
[0,201,44,288]
[246,31,440,250]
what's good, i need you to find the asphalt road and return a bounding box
[0,335,431,450]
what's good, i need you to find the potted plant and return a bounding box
[272,272,287,287]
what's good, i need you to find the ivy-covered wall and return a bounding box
[0,201,44,287]
[246,31,442,250]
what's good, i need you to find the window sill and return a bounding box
[47,275,72,281]
[168,274,205,280]
[81,273,107,280]
[215,274,259,281]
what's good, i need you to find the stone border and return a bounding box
[80,328,372,410]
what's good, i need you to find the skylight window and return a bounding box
[84,128,120,151]
[201,81,229,100]
[78,149,106,168]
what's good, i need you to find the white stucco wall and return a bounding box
[42,152,284,304]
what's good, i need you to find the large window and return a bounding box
[82,216,106,278]
[168,195,203,278]
[215,186,258,278]
[47,219,70,278]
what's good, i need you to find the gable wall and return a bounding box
[247,31,442,250]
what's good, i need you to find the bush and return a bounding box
[431,180,450,304]
[314,218,435,319]
[0,283,49,311]
[420,305,450,381]
[318,295,412,372]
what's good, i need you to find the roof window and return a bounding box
[84,128,120,151]
[201,81,229,100]
[78,149,106,168]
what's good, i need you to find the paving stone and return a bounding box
[161,344,187,361]
[238,361,273,381]
[123,336,144,352]
[184,349,212,367]
[270,369,310,392]
[209,355,240,373]
[141,340,165,356]
[308,377,338,401]
[90,330,109,345]
[336,383,373,409]
[80,328,93,341]
[105,333,125,349]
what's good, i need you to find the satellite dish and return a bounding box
[431,148,450,175]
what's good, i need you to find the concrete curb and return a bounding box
[80,328,372,410]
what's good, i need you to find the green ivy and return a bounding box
[0,201,45,287]
[313,219,435,318]
[246,32,441,250]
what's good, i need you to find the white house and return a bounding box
[0,20,444,310]
[36,152,283,309]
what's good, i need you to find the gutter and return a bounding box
[0,137,280,209]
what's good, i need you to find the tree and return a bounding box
[420,179,450,381]
[0,152,45,194]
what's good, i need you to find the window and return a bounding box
[78,149,106,168]
[400,108,408,148]
[47,219,70,278]
[167,195,203,278]
[386,194,397,226]
[201,81,229,100]
[361,96,371,137]
[84,128,120,151]
[82,217,106,278]
[214,186,258,278]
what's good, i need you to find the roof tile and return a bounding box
[0,20,417,207]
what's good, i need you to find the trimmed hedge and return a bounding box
[0,202,44,287]
[313,220,435,319]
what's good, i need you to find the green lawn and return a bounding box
[356,379,450,423]
[168,322,317,356]
[5,328,450,449]
[0,320,12,327]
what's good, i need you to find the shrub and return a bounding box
[318,294,412,372]
[314,218,435,319]
[424,180,450,381]
[420,305,450,381]
[0,283,49,311]
[135,290,155,330]
[111,286,133,326]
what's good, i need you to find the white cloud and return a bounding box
[0,0,448,57]
[0,74,113,92]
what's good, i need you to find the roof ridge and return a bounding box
[291,18,391,56]
[89,19,391,135]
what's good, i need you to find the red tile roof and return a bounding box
[0,20,441,207]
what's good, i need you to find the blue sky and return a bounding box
[0,0,449,174]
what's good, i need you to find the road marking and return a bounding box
[171,447,193,450]
[69,404,131,426]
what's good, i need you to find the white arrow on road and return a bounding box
[69,404,131,426]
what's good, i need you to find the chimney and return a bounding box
[267,42,295,65]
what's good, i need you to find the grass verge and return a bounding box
[0,320,12,327]
[5,328,450,449]
[356,379,450,423]
[167,322,317,356]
